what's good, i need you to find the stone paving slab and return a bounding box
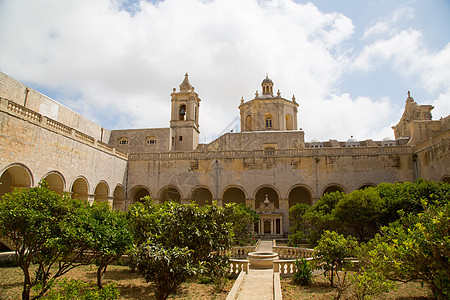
[256,240,273,252]
[236,269,273,300]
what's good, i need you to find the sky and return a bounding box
[0,0,449,143]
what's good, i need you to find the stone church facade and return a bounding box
[0,72,449,238]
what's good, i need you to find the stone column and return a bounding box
[246,198,256,209]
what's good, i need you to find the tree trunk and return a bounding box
[22,269,31,300]
[97,264,107,289]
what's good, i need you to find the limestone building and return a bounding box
[0,72,449,241]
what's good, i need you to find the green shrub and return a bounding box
[292,258,312,286]
[42,279,119,300]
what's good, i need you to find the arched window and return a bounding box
[286,114,293,130]
[179,105,186,121]
[118,137,128,145]
[245,115,252,131]
[265,115,273,129]
[146,136,157,145]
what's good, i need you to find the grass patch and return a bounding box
[282,271,433,300]
[0,264,233,300]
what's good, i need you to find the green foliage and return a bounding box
[133,243,194,300]
[41,279,119,300]
[360,202,450,299]
[292,258,312,286]
[289,180,450,247]
[377,179,450,226]
[351,265,396,299]
[334,188,384,242]
[74,202,133,289]
[302,191,344,246]
[227,203,259,246]
[288,203,311,246]
[128,200,235,299]
[0,182,94,300]
[313,231,357,287]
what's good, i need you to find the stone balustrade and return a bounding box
[129,144,414,161]
[273,246,314,259]
[231,246,257,259]
[229,259,249,275]
[0,97,127,160]
[274,258,315,277]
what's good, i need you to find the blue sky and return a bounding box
[0,0,449,143]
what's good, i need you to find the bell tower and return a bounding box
[170,73,200,151]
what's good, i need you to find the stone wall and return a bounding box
[109,128,171,153]
[127,146,415,232]
[415,130,450,181]
[203,131,305,152]
[0,98,127,200]
[0,72,109,142]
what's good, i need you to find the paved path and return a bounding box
[235,240,274,300]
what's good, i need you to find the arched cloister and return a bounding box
[322,184,346,196]
[71,177,89,200]
[0,164,33,198]
[288,185,313,207]
[158,186,181,203]
[441,175,450,183]
[113,185,125,211]
[42,171,65,194]
[255,186,279,209]
[130,186,151,203]
[358,183,376,190]
[222,186,246,205]
[190,186,213,206]
[94,181,109,203]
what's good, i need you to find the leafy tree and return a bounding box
[133,243,194,300]
[288,203,311,246]
[313,230,357,287]
[360,202,450,299]
[128,199,235,299]
[334,188,384,242]
[0,183,95,300]
[378,179,450,226]
[77,202,133,289]
[227,203,259,246]
[302,191,344,246]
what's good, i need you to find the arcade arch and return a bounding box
[130,186,151,203]
[190,186,213,206]
[322,184,346,196]
[71,177,89,200]
[358,183,376,190]
[158,186,181,203]
[113,185,125,211]
[94,181,109,203]
[255,186,279,209]
[441,176,450,183]
[0,164,33,197]
[222,186,246,205]
[288,185,313,207]
[42,171,65,194]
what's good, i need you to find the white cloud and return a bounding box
[0,0,447,144]
[300,93,398,142]
[363,5,414,39]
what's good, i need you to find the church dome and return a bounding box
[383,137,393,141]
[262,76,273,84]
[311,138,320,143]
[347,136,358,143]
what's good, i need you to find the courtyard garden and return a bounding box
[0,179,448,299]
